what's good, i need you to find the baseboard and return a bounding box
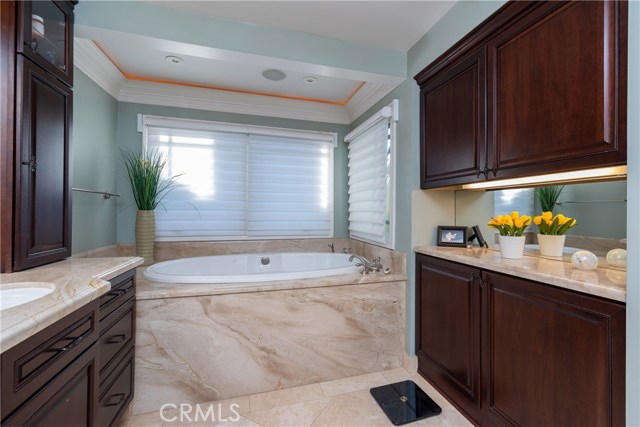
[403,352,418,373]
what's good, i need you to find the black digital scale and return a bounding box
[370,380,442,425]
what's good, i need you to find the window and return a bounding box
[344,100,398,248]
[141,116,336,241]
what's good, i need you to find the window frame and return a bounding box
[140,115,337,242]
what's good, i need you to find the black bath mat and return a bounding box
[370,380,442,425]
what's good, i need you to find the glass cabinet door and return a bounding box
[19,1,74,86]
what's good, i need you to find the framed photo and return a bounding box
[436,226,468,247]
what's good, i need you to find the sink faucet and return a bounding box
[348,255,383,274]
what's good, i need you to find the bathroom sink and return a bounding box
[0,283,55,311]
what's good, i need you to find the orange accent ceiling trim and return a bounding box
[93,41,364,106]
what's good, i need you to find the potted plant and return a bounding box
[534,185,564,213]
[488,211,532,259]
[121,148,179,265]
[534,211,577,257]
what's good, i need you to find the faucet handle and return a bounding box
[342,247,352,254]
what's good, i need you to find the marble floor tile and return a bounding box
[116,368,471,427]
[319,372,388,397]
[250,383,325,411]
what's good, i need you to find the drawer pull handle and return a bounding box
[46,333,87,353]
[30,38,39,51]
[107,334,127,344]
[107,289,125,297]
[104,393,126,407]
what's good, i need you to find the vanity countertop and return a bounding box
[414,246,625,303]
[0,257,144,353]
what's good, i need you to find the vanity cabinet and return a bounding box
[415,0,627,189]
[1,269,137,427]
[415,254,625,427]
[0,0,76,272]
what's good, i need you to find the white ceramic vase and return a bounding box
[498,235,526,259]
[537,234,566,257]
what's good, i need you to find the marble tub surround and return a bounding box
[415,246,625,302]
[117,368,470,427]
[109,238,404,274]
[0,257,143,352]
[132,280,406,414]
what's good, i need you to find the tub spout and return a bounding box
[349,254,374,274]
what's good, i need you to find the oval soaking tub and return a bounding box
[143,252,361,284]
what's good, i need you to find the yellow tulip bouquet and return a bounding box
[487,211,532,236]
[533,211,576,235]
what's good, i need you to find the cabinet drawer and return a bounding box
[99,298,134,376]
[99,270,135,321]
[1,300,99,420]
[98,348,134,427]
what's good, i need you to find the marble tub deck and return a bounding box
[117,368,471,427]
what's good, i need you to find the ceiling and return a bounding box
[74,1,457,123]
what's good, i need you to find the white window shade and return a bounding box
[345,100,397,247]
[143,116,334,241]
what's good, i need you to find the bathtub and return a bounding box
[142,252,361,284]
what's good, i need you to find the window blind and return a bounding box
[144,117,334,240]
[346,118,390,244]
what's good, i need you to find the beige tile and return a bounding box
[115,409,166,427]
[250,383,325,411]
[245,398,331,427]
[319,372,388,397]
[379,367,411,384]
[311,390,389,427]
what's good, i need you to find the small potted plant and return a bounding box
[488,211,532,259]
[121,148,180,265]
[534,211,576,257]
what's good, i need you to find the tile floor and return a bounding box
[116,368,472,427]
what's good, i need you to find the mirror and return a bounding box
[455,181,627,268]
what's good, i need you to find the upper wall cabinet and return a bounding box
[415,0,627,189]
[17,0,74,86]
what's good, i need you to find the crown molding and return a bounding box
[118,80,351,124]
[345,81,399,123]
[74,38,124,99]
[74,37,400,125]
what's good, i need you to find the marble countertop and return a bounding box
[414,246,625,302]
[0,257,144,353]
[137,269,407,300]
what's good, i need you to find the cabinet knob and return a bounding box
[21,156,37,173]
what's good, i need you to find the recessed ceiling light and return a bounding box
[165,55,184,65]
[262,69,286,81]
[303,76,318,84]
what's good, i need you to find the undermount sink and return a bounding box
[0,283,56,311]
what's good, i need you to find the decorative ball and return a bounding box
[571,250,598,271]
[606,249,627,268]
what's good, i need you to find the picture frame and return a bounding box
[436,226,468,247]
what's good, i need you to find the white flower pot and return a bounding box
[498,235,526,259]
[537,234,566,257]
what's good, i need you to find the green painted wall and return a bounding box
[115,102,350,244]
[350,0,507,356]
[71,68,118,253]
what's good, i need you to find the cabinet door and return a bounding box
[415,255,482,410]
[17,0,74,87]
[419,48,487,189]
[487,0,627,179]
[2,344,98,427]
[482,271,625,427]
[13,56,72,271]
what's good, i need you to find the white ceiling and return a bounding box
[75,1,457,123]
[148,1,457,51]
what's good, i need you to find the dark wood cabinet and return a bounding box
[415,254,626,427]
[17,0,74,87]
[1,269,137,427]
[419,49,487,188]
[13,55,72,271]
[1,0,75,272]
[415,0,627,189]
